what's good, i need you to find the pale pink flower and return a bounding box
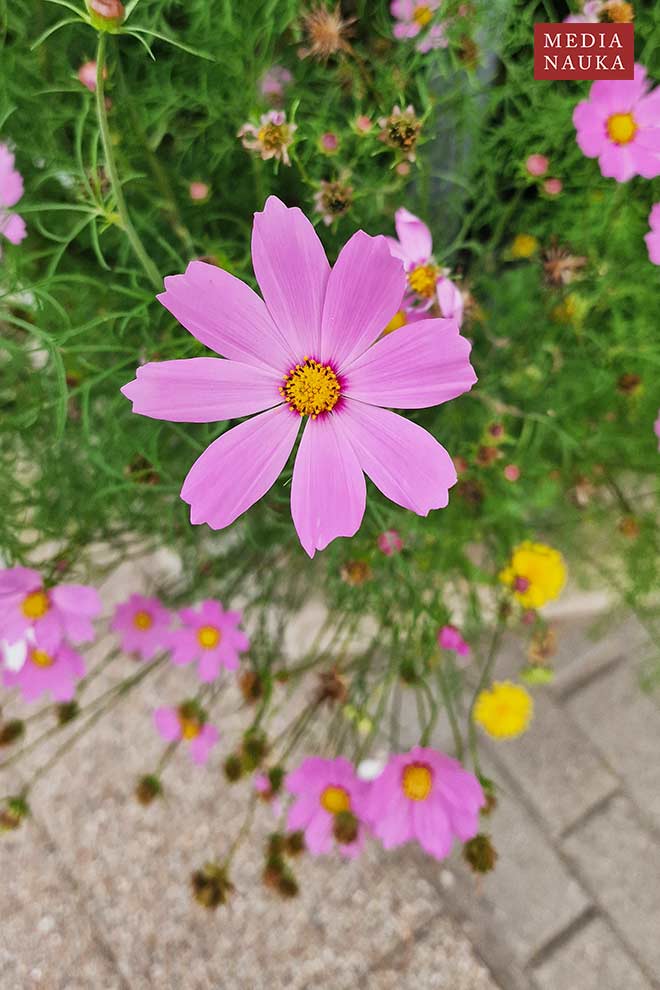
[3,637,85,702]
[391,0,441,39]
[387,207,464,324]
[122,197,476,557]
[77,60,106,92]
[189,181,209,202]
[365,746,484,860]
[564,0,603,22]
[543,178,563,196]
[504,463,520,482]
[285,756,369,858]
[154,705,219,765]
[417,22,448,53]
[0,567,101,653]
[319,131,339,154]
[259,65,293,106]
[378,529,403,555]
[354,114,372,134]
[0,143,26,250]
[111,593,173,661]
[525,153,549,177]
[438,624,470,658]
[644,203,660,265]
[573,63,660,182]
[169,600,249,682]
[238,111,297,166]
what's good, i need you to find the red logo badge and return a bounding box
[533,23,634,81]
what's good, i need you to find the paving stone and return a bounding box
[531,917,652,990]
[552,616,648,697]
[482,693,618,836]
[567,661,660,831]
[563,795,660,980]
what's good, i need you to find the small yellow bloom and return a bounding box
[510,233,538,259]
[499,541,566,608]
[474,681,533,739]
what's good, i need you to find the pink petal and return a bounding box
[34,611,63,653]
[251,196,330,358]
[377,796,413,849]
[190,725,219,764]
[413,797,453,860]
[391,0,414,18]
[436,278,464,324]
[0,213,26,244]
[158,260,294,372]
[51,584,101,616]
[340,400,456,515]
[0,168,23,208]
[322,231,406,370]
[154,707,181,741]
[384,235,412,265]
[599,143,636,182]
[181,405,300,530]
[645,231,660,265]
[303,810,334,855]
[290,413,366,557]
[286,795,318,831]
[343,319,476,409]
[121,358,281,422]
[197,649,222,682]
[394,208,433,265]
[0,567,40,599]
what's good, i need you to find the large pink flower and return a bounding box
[285,756,369,858]
[0,143,26,249]
[169,600,249,682]
[644,203,660,265]
[111,593,173,661]
[365,746,484,860]
[0,567,101,652]
[3,637,85,702]
[386,207,464,324]
[573,64,660,182]
[153,705,219,765]
[122,198,476,556]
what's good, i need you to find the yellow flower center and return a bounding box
[413,4,433,26]
[402,763,433,801]
[383,310,408,335]
[320,785,351,814]
[133,610,153,631]
[31,648,54,668]
[408,264,439,299]
[511,233,538,259]
[179,715,201,740]
[257,123,289,151]
[606,112,637,145]
[21,591,50,620]
[197,625,221,649]
[281,358,341,418]
[474,681,533,739]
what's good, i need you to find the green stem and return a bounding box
[467,607,505,775]
[95,33,161,290]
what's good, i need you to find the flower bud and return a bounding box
[267,766,285,793]
[0,719,25,747]
[284,830,306,857]
[332,809,359,846]
[241,730,268,770]
[238,670,263,703]
[86,0,125,31]
[276,868,299,899]
[57,701,80,725]
[267,833,285,858]
[1,796,29,831]
[135,774,162,805]
[191,862,234,909]
[223,753,243,782]
[463,833,498,874]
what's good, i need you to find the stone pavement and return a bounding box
[1,558,659,989]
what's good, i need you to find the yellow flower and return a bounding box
[510,233,538,259]
[499,541,566,608]
[474,681,533,739]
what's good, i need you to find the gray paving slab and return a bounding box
[531,916,652,990]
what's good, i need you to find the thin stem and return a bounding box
[95,33,161,290]
[467,607,506,775]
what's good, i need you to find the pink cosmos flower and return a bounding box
[111,593,173,661]
[238,111,297,166]
[0,144,26,250]
[391,0,440,39]
[153,706,219,765]
[438,624,470,658]
[644,203,660,265]
[122,197,477,557]
[525,153,549,177]
[387,207,464,324]
[285,756,369,858]
[365,746,484,860]
[169,600,249,682]
[543,178,563,196]
[3,638,85,702]
[259,65,293,106]
[416,22,448,53]
[573,64,660,182]
[655,410,660,450]
[564,0,602,22]
[189,181,209,202]
[77,60,106,92]
[0,567,101,653]
[378,529,403,555]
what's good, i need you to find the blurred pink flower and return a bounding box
[3,638,85,703]
[319,131,339,154]
[77,60,106,92]
[387,207,464,324]
[189,181,209,202]
[0,567,101,653]
[564,0,602,22]
[354,114,372,134]
[654,410,660,450]
[543,178,563,196]
[525,153,549,177]
[111,593,173,661]
[285,756,369,858]
[122,197,476,557]
[238,111,297,166]
[417,22,448,52]
[573,64,660,182]
[644,202,660,265]
[0,144,26,249]
[391,0,440,39]
[169,600,249,682]
[259,65,292,105]
[378,529,403,555]
[365,746,484,860]
[154,706,219,765]
[504,463,520,482]
[438,624,470,658]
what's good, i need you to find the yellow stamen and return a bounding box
[21,591,50,620]
[402,763,433,801]
[281,358,340,418]
[606,112,637,145]
[383,310,408,335]
[413,4,433,26]
[31,648,54,668]
[133,610,153,631]
[197,625,221,649]
[408,264,439,299]
[257,123,289,151]
[179,715,201,740]
[320,785,351,814]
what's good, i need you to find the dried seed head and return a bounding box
[463,834,498,874]
[0,719,25,747]
[191,862,234,909]
[316,667,349,705]
[299,4,355,61]
[135,774,162,805]
[284,830,306,857]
